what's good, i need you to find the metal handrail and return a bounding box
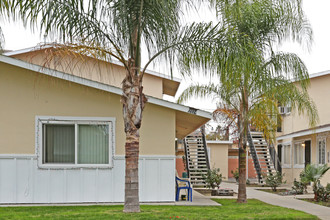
[247,128,263,183]
[183,138,190,178]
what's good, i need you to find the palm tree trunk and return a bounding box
[122,58,147,212]
[124,132,140,212]
[122,6,145,212]
[237,89,248,203]
[237,115,247,203]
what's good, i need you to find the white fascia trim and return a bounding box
[113,155,176,160]
[206,140,233,144]
[276,125,330,141]
[3,46,182,83]
[309,70,330,79]
[290,70,330,82]
[0,154,37,159]
[0,55,211,119]
[3,45,54,56]
[0,154,175,160]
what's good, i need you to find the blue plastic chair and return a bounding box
[175,176,192,202]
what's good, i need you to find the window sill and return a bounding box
[293,164,304,169]
[282,164,291,168]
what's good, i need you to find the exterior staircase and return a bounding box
[183,133,210,187]
[248,130,277,184]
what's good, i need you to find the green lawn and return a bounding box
[0,199,317,219]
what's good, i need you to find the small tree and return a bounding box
[203,168,223,189]
[265,172,285,192]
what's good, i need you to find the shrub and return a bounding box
[314,182,330,202]
[291,179,307,195]
[231,168,239,183]
[203,168,223,189]
[300,164,330,201]
[265,172,286,192]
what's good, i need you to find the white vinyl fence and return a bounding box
[0,155,175,203]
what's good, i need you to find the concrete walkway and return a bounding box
[220,182,330,220]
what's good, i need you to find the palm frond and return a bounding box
[177,83,220,104]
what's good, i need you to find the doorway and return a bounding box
[304,140,311,168]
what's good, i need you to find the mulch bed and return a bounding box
[257,188,291,195]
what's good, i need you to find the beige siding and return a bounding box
[0,62,175,155]
[282,168,303,184]
[12,51,164,98]
[278,74,330,185]
[208,143,229,180]
[281,75,330,135]
[279,134,330,184]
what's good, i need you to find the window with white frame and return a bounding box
[282,144,291,167]
[317,138,326,165]
[37,116,114,168]
[293,142,304,167]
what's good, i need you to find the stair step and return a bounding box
[252,142,267,145]
[248,129,279,184]
[184,135,210,188]
[260,167,275,170]
[187,150,204,153]
[186,142,204,145]
[254,144,268,147]
[187,158,206,161]
[190,179,206,182]
[187,153,206,155]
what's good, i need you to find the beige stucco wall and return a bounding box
[0,62,175,155]
[282,168,304,184]
[208,143,229,180]
[277,74,330,185]
[281,75,330,135]
[12,51,164,99]
[279,133,330,185]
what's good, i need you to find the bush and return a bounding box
[203,168,223,189]
[300,164,330,201]
[231,168,239,183]
[265,172,286,192]
[314,182,330,202]
[291,179,307,195]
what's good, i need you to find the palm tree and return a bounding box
[0,0,9,53]
[178,0,318,203]
[11,0,226,212]
[300,164,330,201]
[0,27,4,53]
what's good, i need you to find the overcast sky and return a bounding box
[1,0,329,112]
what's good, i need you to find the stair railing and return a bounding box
[201,133,211,171]
[247,128,263,183]
[183,138,190,178]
